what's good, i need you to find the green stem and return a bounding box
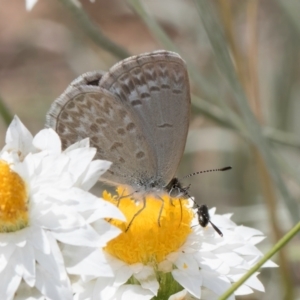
[56,0,130,59]
[219,222,300,300]
[0,94,13,126]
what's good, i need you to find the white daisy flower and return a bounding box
[25,0,95,11]
[0,116,124,300]
[66,187,275,300]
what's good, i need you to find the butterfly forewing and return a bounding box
[99,50,190,185]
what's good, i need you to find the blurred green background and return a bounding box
[0,0,299,299]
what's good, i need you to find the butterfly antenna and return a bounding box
[181,166,232,180]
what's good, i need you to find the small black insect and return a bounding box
[196,204,223,237]
[166,166,231,237]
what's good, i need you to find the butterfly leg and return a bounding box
[125,196,146,232]
[108,189,135,223]
[156,195,165,227]
[115,189,137,207]
[115,189,126,207]
[178,198,183,228]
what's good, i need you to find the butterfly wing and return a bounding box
[45,74,157,187]
[99,50,191,186]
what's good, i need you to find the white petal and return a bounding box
[114,284,154,300]
[168,289,187,300]
[87,201,125,223]
[235,225,263,239]
[158,259,173,272]
[34,233,67,281]
[174,253,199,275]
[65,138,90,151]
[92,219,122,246]
[64,147,96,184]
[0,244,15,272]
[262,260,277,268]
[35,264,72,300]
[55,188,125,221]
[80,159,112,191]
[4,116,33,155]
[52,224,105,247]
[134,265,159,295]
[230,272,265,292]
[32,129,61,154]
[93,277,119,299]
[234,284,253,295]
[0,227,28,246]
[211,214,236,229]
[172,269,202,299]
[114,265,133,286]
[35,207,85,230]
[201,269,231,296]
[28,226,51,254]
[0,264,22,300]
[130,263,144,274]
[66,248,115,277]
[18,243,35,286]
[234,244,262,256]
[215,252,244,267]
[249,235,265,245]
[25,0,39,10]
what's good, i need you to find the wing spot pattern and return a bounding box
[119,157,125,163]
[96,118,107,126]
[126,122,136,131]
[118,109,128,121]
[131,100,142,106]
[117,128,126,136]
[66,101,75,109]
[102,100,113,115]
[58,123,66,133]
[95,146,104,155]
[90,124,98,133]
[61,111,69,120]
[91,136,99,144]
[172,89,182,94]
[141,92,150,99]
[110,142,123,151]
[136,151,145,159]
[150,86,160,92]
[132,68,147,86]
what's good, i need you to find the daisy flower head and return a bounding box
[69,184,275,300]
[0,116,124,300]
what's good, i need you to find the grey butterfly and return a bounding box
[45,50,191,195]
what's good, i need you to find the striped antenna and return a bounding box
[181,166,232,180]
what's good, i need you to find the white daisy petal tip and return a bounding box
[168,289,188,300]
[25,0,39,10]
[32,128,61,154]
[3,115,33,156]
[134,266,159,295]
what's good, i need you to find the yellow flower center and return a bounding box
[0,160,28,232]
[104,187,193,265]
